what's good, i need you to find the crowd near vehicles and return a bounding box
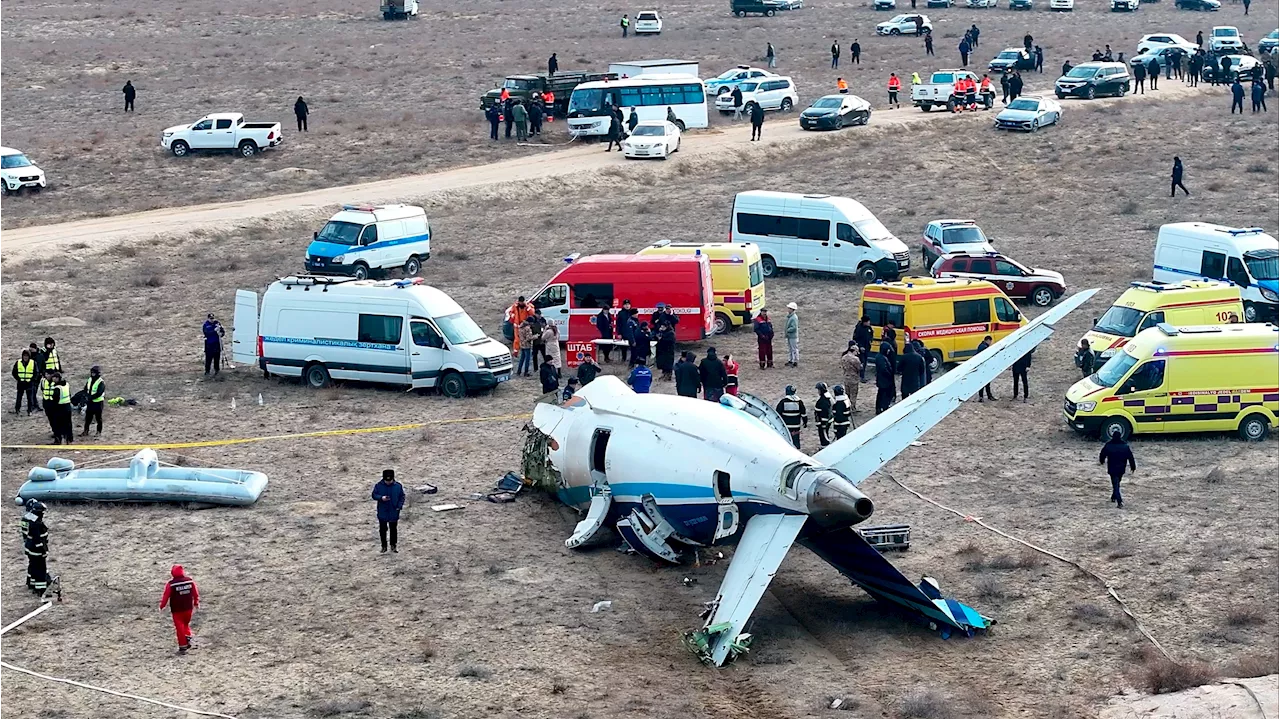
[637,241,766,334]
[875,13,931,35]
[479,71,615,116]
[714,77,798,114]
[730,0,788,16]
[0,147,47,194]
[1137,33,1197,55]
[912,70,987,112]
[1260,29,1279,54]
[1175,0,1221,10]
[1153,223,1279,322]
[1202,55,1261,83]
[1082,280,1244,362]
[731,191,911,282]
[1048,0,1074,11]
[930,251,1066,307]
[633,11,663,34]
[705,65,776,96]
[621,120,682,159]
[1064,323,1279,441]
[609,60,699,79]
[304,204,430,280]
[1054,62,1131,100]
[1110,0,1140,13]
[920,219,995,266]
[799,95,872,130]
[567,74,707,136]
[859,277,1028,372]
[379,0,418,19]
[988,48,1035,73]
[531,254,715,343]
[161,113,283,157]
[1209,26,1245,53]
[1130,47,1186,71]
[994,96,1062,132]
[232,276,513,398]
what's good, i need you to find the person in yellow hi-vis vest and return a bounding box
[40,370,57,438]
[11,349,37,415]
[82,365,106,437]
[52,373,75,445]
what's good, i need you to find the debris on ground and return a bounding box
[591,601,612,613]
[431,504,463,512]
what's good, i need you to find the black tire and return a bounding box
[305,363,331,389]
[171,141,190,157]
[352,263,370,281]
[1085,86,1096,100]
[780,98,793,112]
[856,263,878,283]
[1031,286,1055,307]
[921,103,933,112]
[765,8,776,15]
[734,9,744,15]
[714,312,733,335]
[1056,92,1066,99]
[890,28,901,35]
[404,256,422,276]
[922,247,932,266]
[439,371,467,399]
[760,255,779,278]
[1101,416,1132,441]
[927,349,944,374]
[1239,414,1269,441]
[946,98,957,112]
[1,185,10,196]
[238,140,258,157]
[1243,301,1259,323]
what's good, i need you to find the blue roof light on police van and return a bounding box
[1225,227,1265,236]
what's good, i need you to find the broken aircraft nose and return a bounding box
[805,470,875,527]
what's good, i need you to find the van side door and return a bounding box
[836,222,869,275]
[410,320,448,388]
[355,224,380,268]
[533,283,571,339]
[1114,359,1168,432]
[355,313,410,384]
[797,216,832,272]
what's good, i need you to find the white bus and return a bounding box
[566,74,708,138]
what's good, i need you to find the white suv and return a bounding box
[715,77,798,114]
[920,219,996,266]
[1049,0,1074,11]
[0,147,47,195]
[1210,26,1245,53]
[633,11,662,34]
[1137,33,1196,55]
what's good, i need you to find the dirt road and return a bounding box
[1,84,1207,259]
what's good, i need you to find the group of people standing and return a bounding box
[10,337,106,443]
[487,92,550,142]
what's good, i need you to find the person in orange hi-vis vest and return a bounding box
[952,77,965,112]
[543,91,555,121]
[964,76,978,110]
[159,564,200,654]
[500,88,510,102]
[887,73,902,108]
[837,77,848,94]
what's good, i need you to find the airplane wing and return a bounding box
[702,513,808,666]
[812,289,1098,484]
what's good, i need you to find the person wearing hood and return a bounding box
[840,342,862,412]
[675,352,701,398]
[654,323,677,380]
[21,499,50,594]
[123,80,136,112]
[754,310,775,369]
[898,343,926,399]
[784,302,800,367]
[82,365,105,436]
[294,96,309,132]
[1099,430,1136,509]
[832,385,854,438]
[776,385,807,449]
[874,341,896,415]
[371,469,405,553]
[699,347,728,402]
[909,333,933,384]
[486,101,502,140]
[813,382,834,447]
[159,564,200,654]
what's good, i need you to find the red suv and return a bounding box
[930,251,1066,307]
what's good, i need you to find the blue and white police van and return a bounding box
[1153,222,1279,323]
[304,204,431,280]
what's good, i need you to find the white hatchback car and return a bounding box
[622,120,681,159]
[0,147,47,195]
[714,77,799,114]
[876,13,931,34]
[633,11,662,34]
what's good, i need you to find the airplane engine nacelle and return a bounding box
[805,469,874,527]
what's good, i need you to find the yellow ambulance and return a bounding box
[636,241,766,334]
[1065,322,1279,441]
[858,277,1026,373]
[1082,280,1244,364]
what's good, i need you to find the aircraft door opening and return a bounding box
[590,429,610,485]
[712,470,740,541]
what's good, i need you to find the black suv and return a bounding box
[1054,61,1131,99]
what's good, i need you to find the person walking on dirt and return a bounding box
[887,73,902,108]
[851,39,862,64]
[767,43,777,69]
[754,309,775,369]
[605,111,623,152]
[1011,350,1032,401]
[969,24,980,48]
[840,342,862,411]
[1252,80,1267,112]
[959,37,971,68]
[750,101,765,140]
[831,41,840,69]
[202,313,224,375]
[1146,58,1160,90]
[548,53,559,75]
[924,32,934,56]
[1171,157,1190,196]
[1231,78,1246,113]
[1243,0,1250,15]
[159,564,200,654]
[1034,46,1044,73]
[1099,430,1136,509]
[81,365,105,436]
[371,469,405,553]
[731,85,745,121]
[294,96,309,132]
[123,80,136,112]
[12,349,37,416]
[620,14,629,37]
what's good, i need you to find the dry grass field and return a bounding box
[1,0,1277,227]
[1,86,1276,718]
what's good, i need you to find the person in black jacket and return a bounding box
[874,342,896,415]
[1099,430,1136,508]
[529,100,544,137]
[675,353,701,398]
[898,343,926,399]
[851,39,862,64]
[577,356,601,386]
[654,324,677,380]
[548,53,559,75]
[853,316,874,381]
[486,102,501,140]
[1076,339,1096,378]
[1148,58,1160,90]
[294,96,309,132]
[699,347,728,402]
[616,300,637,365]
[539,359,560,395]
[1133,61,1146,93]
[1011,350,1032,401]
[776,386,807,449]
[749,101,765,141]
[123,80,136,112]
[1171,157,1188,197]
[813,382,833,447]
[593,307,614,362]
[629,322,652,368]
[974,336,996,401]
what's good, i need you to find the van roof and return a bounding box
[612,59,695,68]
[1127,322,1278,355]
[575,73,703,89]
[735,190,873,218]
[863,276,1000,298]
[329,204,426,224]
[639,242,761,261]
[567,254,703,266]
[269,276,462,316]
[1114,280,1242,310]
[1160,222,1278,251]
[0,147,22,156]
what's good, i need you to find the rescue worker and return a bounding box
[853,317,873,382]
[952,75,966,113]
[620,14,629,37]
[486,102,501,140]
[851,39,861,64]
[1076,339,1096,378]
[655,323,677,381]
[965,75,979,110]
[832,386,853,438]
[123,80,136,112]
[975,336,996,401]
[12,349,37,415]
[507,296,534,373]
[911,71,922,86]
[836,77,848,94]
[874,342,896,415]
[750,100,765,141]
[754,310,775,369]
[675,352,701,398]
[40,370,57,438]
[159,565,200,654]
[979,74,992,107]
[784,303,800,367]
[371,469,405,553]
[1099,429,1136,509]
[512,100,529,142]
[202,315,224,375]
[723,354,741,396]
[627,358,653,394]
[562,377,581,402]
[899,343,926,399]
[814,382,833,447]
[53,373,75,445]
[699,347,728,402]
[21,499,50,594]
[294,96,309,132]
[42,337,60,374]
[1011,350,1032,401]
[548,53,559,76]
[831,41,840,69]
[776,386,808,449]
[839,342,862,412]
[82,365,105,436]
[887,73,902,108]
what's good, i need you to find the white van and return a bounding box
[232,276,513,398]
[304,204,431,280]
[730,191,911,281]
[1153,222,1279,322]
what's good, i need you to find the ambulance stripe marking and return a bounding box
[1145,406,1168,414]
[861,287,996,302]
[1194,404,1218,412]
[1123,399,1144,407]
[1159,348,1279,357]
[1171,396,1195,405]
[1266,393,1280,402]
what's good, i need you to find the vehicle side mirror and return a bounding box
[313,231,319,240]
[1093,317,1099,326]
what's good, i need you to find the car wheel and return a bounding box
[1032,286,1055,307]
[1085,86,1096,100]
[305,363,331,389]
[922,247,931,265]
[404,256,422,276]
[1243,301,1259,323]
[780,98,793,112]
[714,313,733,335]
[171,141,190,157]
[1101,416,1132,441]
[760,255,779,278]
[1031,118,1040,131]
[921,103,933,112]
[1055,92,1065,99]
[856,263,878,283]
[352,263,370,280]
[765,8,776,15]
[927,350,944,374]
[238,140,259,157]
[439,371,467,399]
[890,28,901,35]
[1239,413,1270,441]
[946,98,957,112]
[734,9,744,16]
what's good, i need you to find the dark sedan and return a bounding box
[799,94,872,130]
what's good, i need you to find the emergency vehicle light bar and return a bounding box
[341,204,378,212]
[1223,227,1265,235]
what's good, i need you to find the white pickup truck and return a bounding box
[911,69,992,111]
[161,113,283,157]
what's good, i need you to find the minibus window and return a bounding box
[1117,360,1165,395]
[836,223,855,242]
[954,299,991,325]
[862,302,904,328]
[738,213,798,238]
[1093,353,1137,388]
[572,283,614,309]
[358,314,403,345]
[359,225,379,246]
[1200,251,1226,280]
[1227,257,1251,287]
[994,298,1020,323]
[411,321,445,349]
[797,218,831,242]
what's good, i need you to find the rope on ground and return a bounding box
[0,661,238,718]
[1,412,532,451]
[881,471,1174,661]
[1220,680,1269,718]
[518,131,579,148]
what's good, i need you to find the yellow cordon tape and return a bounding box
[1,413,532,451]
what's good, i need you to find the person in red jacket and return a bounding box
[887,73,902,108]
[159,564,200,654]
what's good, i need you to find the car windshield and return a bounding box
[434,312,486,345]
[942,226,988,244]
[716,68,744,80]
[568,88,606,113]
[1268,30,1279,40]
[998,51,1020,60]
[315,221,363,246]
[1093,352,1139,388]
[503,78,535,90]
[1214,28,1237,37]
[812,97,843,108]
[1006,99,1040,111]
[855,217,893,242]
[1245,249,1280,281]
[1066,66,1097,78]
[632,125,664,136]
[1094,305,1144,337]
[637,12,658,19]
[1,154,32,169]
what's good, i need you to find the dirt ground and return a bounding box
[1,77,1277,718]
[2,0,1277,228]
